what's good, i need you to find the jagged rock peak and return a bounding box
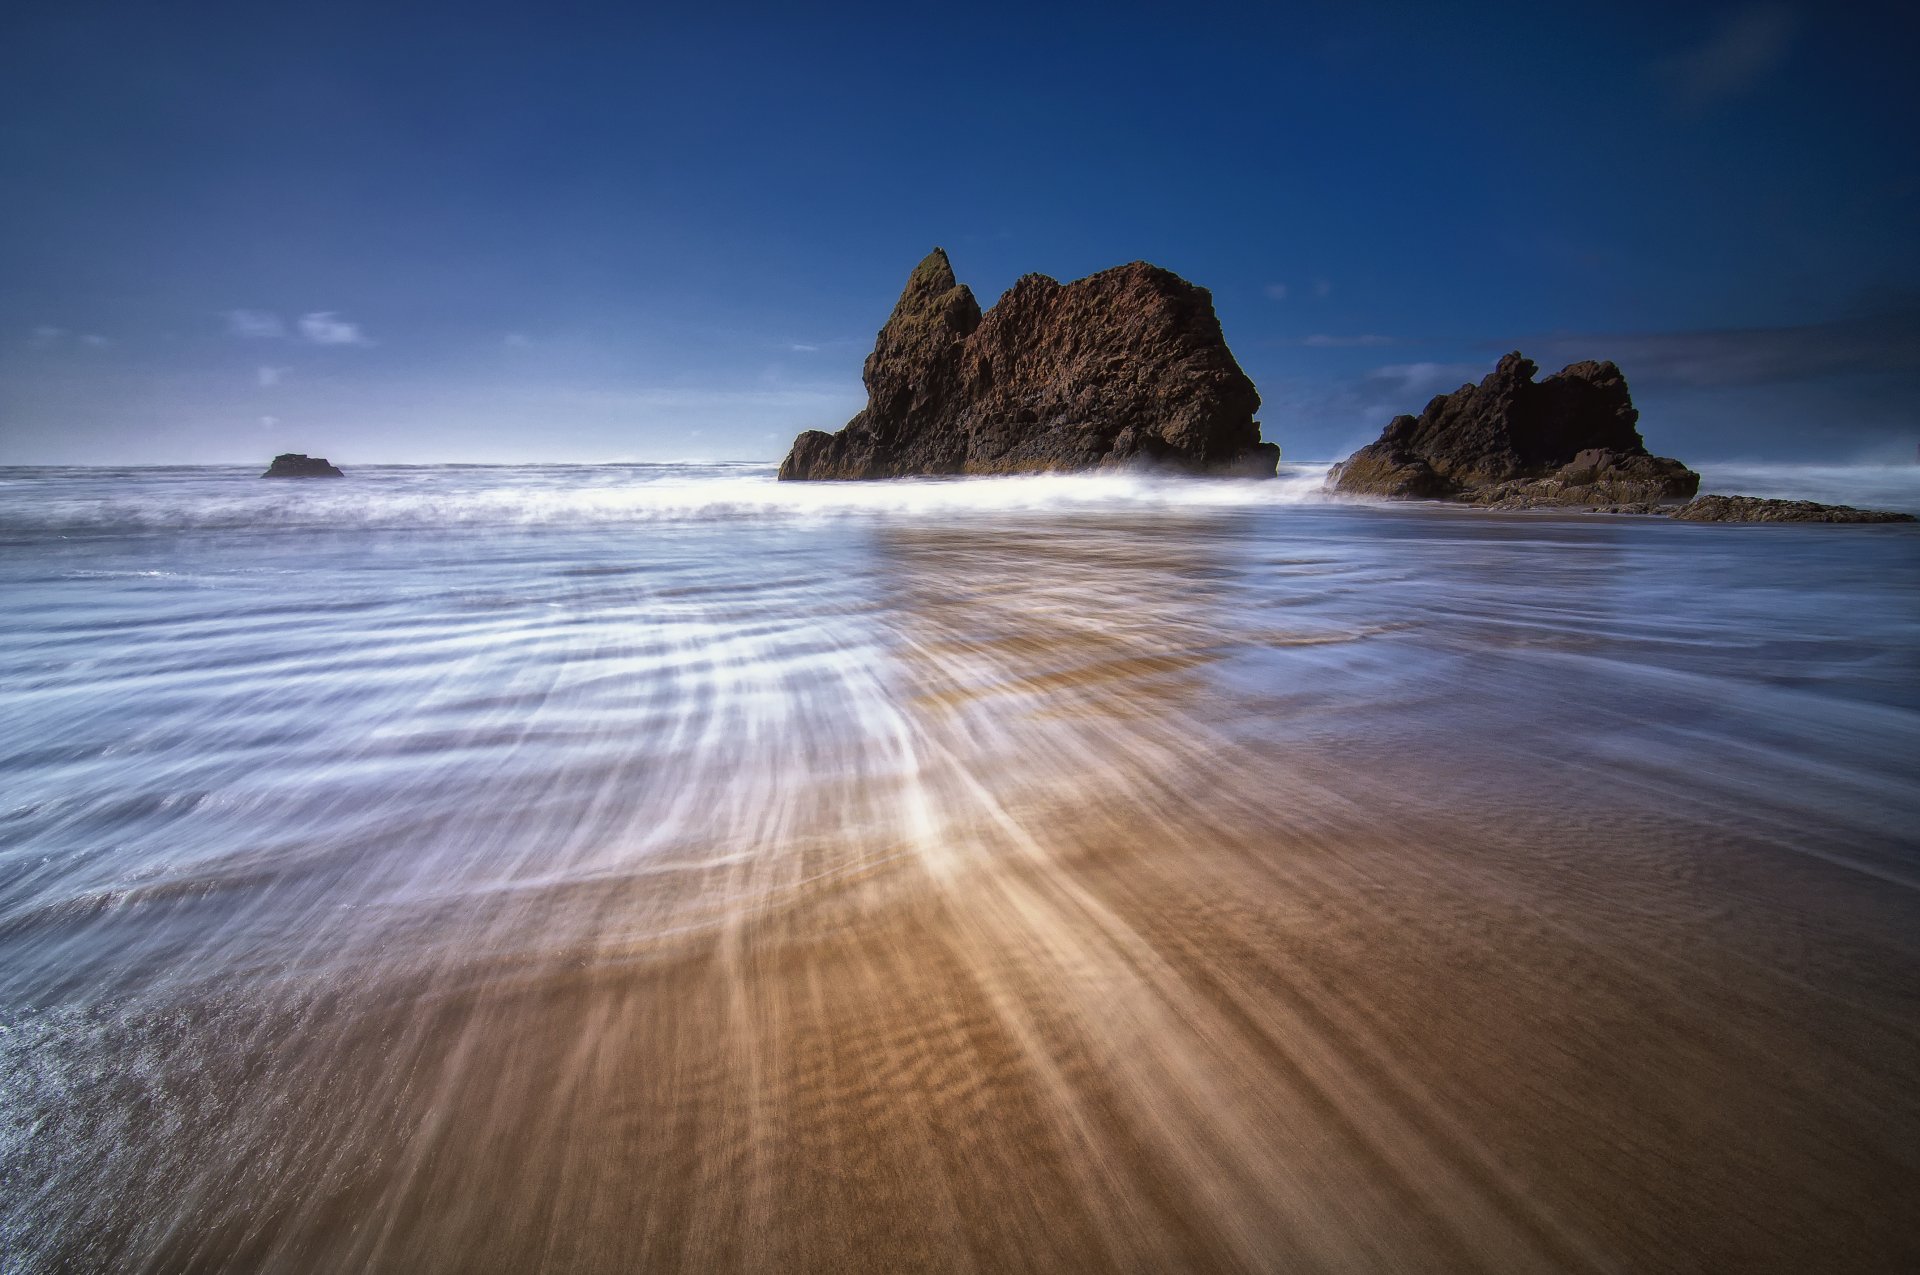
[902,246,958,299]
[780,251,1277,479]
[883,249,980,334]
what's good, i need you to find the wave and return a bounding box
[7,461,1913,538]
[0,463,1341,534]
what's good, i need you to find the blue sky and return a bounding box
[3,0,1916,464]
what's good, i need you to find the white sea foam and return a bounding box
[6,462,1915,536]
[0,463,1342,533]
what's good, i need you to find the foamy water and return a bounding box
[2,463,1917,1271]
[0,461,1339,534]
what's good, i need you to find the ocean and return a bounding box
[3,461,1918,1271]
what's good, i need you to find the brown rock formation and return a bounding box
[262,453,344,478]
[779,249,1277,479]
[1326,352,1698,507]
[1670,494,1915,523]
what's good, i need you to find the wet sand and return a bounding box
[22,732,1919,1272]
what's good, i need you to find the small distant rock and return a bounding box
[1669,494,1915,523]
[1327,353,1698,509]
[779,248,1277,479]
[263,453,344,478]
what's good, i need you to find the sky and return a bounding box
[3,0,1917,465]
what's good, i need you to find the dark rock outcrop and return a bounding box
[1327,353,1698,508]
[1669,494,1915,523]
[779,249,1277,479]
[263,453,344,478]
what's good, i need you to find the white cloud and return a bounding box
[257,365,288,387]
[80,334,110,347]
[297,311,370,346]
[785,342,821,353]
[28,325,66,348]
[259,415,279,428]
[1655,3,1797,109]
[1264,283,1289,301]
[1314,279,1332,298]
[226,309,286,339]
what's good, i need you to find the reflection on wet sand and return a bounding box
[3,495,1918,1272]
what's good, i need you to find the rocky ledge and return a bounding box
[779,249,1277,479]
[1326,352,1698,508]
[263,453,344,478]
[1669,495,1915,523]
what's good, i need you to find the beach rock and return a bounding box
[263,453,344,478]
[779,249,1277,479]
[1327,353,1698,508]
[1670,494,1915,523]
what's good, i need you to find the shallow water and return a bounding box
[2,463,1918,1272]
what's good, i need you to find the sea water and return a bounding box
[2,462,1917,1271]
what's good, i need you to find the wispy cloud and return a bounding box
[297,311,370,346]
[1364,361,1483,398]
[1653,3,1797,109]
[226,309,372,345]
[22,326,109,350]
[1299,334,1395,348]
[1313,279,1333,299]
[503,333,532,348]
[1251,360,1490,457]
[257,365,288,388]
[1527,306,1920,388]
[226,309,286,339]
[784,342,821,353]
[1264,283,1289,301]
[1280,304,1920,454]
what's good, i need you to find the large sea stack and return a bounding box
[262,453,344,478]
[779,249,1278,479]
[1326,352,1698,509]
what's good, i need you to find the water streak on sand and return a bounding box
[1,464,1917,1271]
